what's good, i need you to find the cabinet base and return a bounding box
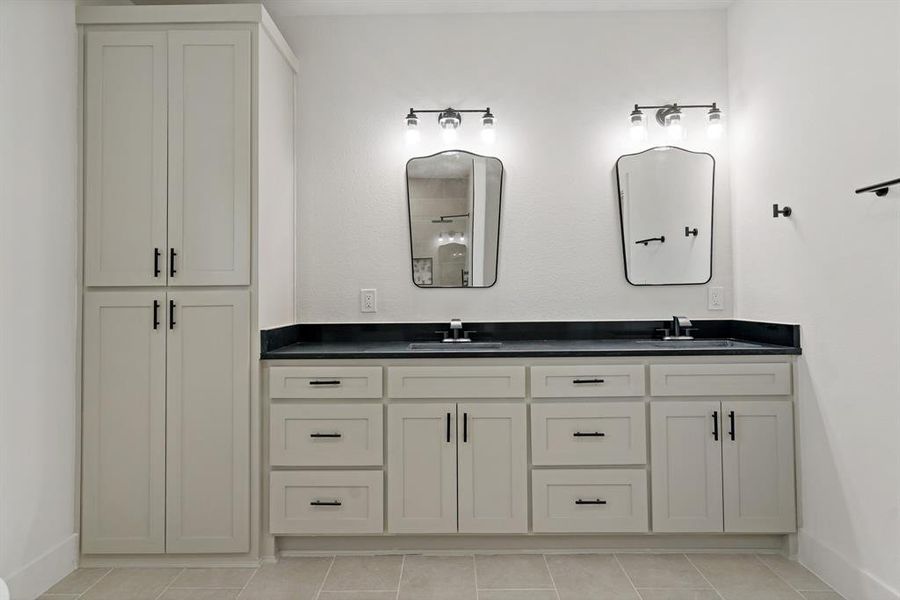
[276,534,788,555]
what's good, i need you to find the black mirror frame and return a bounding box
[615,145,715,287]
[406,149,504,289]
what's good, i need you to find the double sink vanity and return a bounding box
[262,318,800,552]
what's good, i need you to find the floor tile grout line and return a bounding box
[684,554,727,600]
[313,555,337,600]
[151,567,185,600]
[395,554,406,600]
[233,564,260,600]
[613,553,644,600]
[754,554,823,597]
[67,566,113,599]
[541,553,562,600]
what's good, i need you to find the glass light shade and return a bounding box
[707,107,724,139]
[438,109,461,129]
[665,111,684,140]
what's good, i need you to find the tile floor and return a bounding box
[39,553,845,600]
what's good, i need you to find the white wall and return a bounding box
[283,10,732,322]
[0,1,79,598]
[728,2,900,599]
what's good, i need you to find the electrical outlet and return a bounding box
[708,286,724,311]
[360,288,377,313]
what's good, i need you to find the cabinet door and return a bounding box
[84,32,167,287]
[387,403,457,533]
[168,30,250,286]
[82,292,166,553]
[650,401,723,532]
[166,290,250,553]
[457,403,528,533]
[722,401,796,533]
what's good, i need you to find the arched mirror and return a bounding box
[616,146,714,286]
[406,150,503,288]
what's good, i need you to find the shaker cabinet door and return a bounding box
[650,401,724,533]
[165,290,250,553]
[457,403,528,533]
[167,30,251,286]
[84,31,168,287]
[722,401,796,533]
[82,292,166,553]
[387,403,457,533]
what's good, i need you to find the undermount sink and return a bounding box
[635,339,736,348]
[408,342,503,350]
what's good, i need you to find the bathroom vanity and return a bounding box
[260,320,800,555]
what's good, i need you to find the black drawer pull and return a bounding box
[153,300,160,330]
[308,380,341,386]
[169,248,177,278]
[575,498,607,505]
[446,412,451,443]
[154,248,161,278]
[309,432,342,439]
[463,412,468,443]
[728,410,736,441]
[310,500,342,507]
[169,299,175,330]
[572,378,605,384]
[573,431,605,437]
[712,410,719,441]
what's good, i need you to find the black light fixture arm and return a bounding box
[855,177,900,197]
[633,102,718,111]
[409,107,491,114]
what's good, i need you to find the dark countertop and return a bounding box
[261,320,801,360]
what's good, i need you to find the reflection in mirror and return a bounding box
[616,146,714,286]
[407,150,502,288]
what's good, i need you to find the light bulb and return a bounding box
[438,108,461,130]
[665,110,684,141]
[707,105,724,139]
[442,127,457,142]
[406,127,420,143]
[405,108,419,129]
[629,106,647,141]
[481,127,495,143]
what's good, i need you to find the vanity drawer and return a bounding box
[387,366,526,398]
[650,363,792,396]
[530,365,645,397]
[531,402,646,466]
[531,469,648,533]
[269,471,383,534]
[269,366,383,399]
[269,403,383,467]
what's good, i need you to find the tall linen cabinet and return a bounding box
[77,4,298,557]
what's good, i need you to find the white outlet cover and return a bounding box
[708,286,724,310]
[361,288,377,313]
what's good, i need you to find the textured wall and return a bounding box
[729,2,900,598]
[281,10,732,322]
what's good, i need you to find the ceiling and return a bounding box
[133,0,733,17]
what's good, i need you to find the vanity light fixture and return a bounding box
[629,102,724,140]
[403,106,496,140]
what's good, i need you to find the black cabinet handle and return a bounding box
[169,248,177,278]
[575,498,607,505]
[310,500,342,507]
[446,412,451,443]
[308,380,341,386]
[573,431,605,437]
[154,248,161,278]
[309,432,342,439]
[463,412,468,443]
[153,300,160,330]
[728,410,736,441]
[169,300,175,330]
[572,378,605,384]
[712,410,719,441]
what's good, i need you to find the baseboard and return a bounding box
[799,531,900,600]
[277,533,788,555]
[6,534,78,600]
